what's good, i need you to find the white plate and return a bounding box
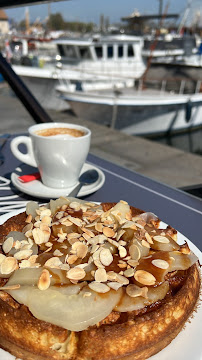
[11,163,105,199]
[0,210,201,360]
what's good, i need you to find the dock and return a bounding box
[1,84,202,190]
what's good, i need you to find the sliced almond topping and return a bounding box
[118,245,127,258]
[99,248,113,266]
[122,221,135,229]
[127,259,139,267]
[68,216,83,227]
[1,257,18,274]
[118,263,127,269]
[38,269,50,290]
[67,254,78,265]
[95,223,103,232]
[45,242,53,248]
[33,227,50,245]
[14,249,33,260]
[141,239,150,249]
[88,281,110,293]
[19,260,31,268]
[60,219,72,227]
[25,214,32,223]
[125,211,132,221]
[53,249,63,257]
[126,284,148,298]
[72,242,88,259]
[152,259,169,269]
[40,223,51,232]
[67,267,86,281]
[41,215,52,226]
[29,255,38,264]
[56,211,64,220]
[3,237,14,254]
[67,233,81,240]
[69,202,81,211]
[22,223,33,233]
[135,223,144,229]
[107,238,119,247]
[116,273,129,285]
[116,229,125,241]
[94,268,107,282]
[82,228,95,238]
[90,244,100,254]
[40,209,52,219]
[60,264,70,271]
[0,254,6,265]
[107,271,117,281]
[123,268,135,277]
[103,227,115,238]
[44,257,62,268]
[134,270,156,286]
[129,244,141,261]
[107,281,123,290]
[153,235,170,244]
[145,232,153,244]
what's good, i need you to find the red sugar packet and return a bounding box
[18,172,41,183]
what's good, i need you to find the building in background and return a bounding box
[0,9,9,34]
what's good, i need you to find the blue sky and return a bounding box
[5,0,201,24]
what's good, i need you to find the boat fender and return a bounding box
[185,99,192,122]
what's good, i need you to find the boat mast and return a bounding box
[158,0,163,24]
[178,0,191,34]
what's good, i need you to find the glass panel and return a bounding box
[64,45,77,59]
[57,44,65,57]
[128,45,134,57]
[95,46,103,59]
[107,45,113,58]
[118,45,123,58]
[78,46,91,59]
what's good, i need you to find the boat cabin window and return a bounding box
[128,44,134,57]
[58,45,77,59]
[78,46,91,59]
[107,45,113,58]
[118,45,123,58]
[57,44,65,57]
[95,46,103,59]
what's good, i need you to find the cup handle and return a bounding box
[10,136,37,167]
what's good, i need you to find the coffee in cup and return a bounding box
[35,127,85,138]
[10,123,91,189]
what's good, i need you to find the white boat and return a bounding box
[56,82,202,153]
[142,34,200,66]
[142,34,202,68]
[11,34,146,111]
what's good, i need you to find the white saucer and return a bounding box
[11,163,105,199]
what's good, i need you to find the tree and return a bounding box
[47,13,65,30]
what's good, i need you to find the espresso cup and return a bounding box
[11,122,91,189]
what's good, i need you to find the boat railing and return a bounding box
[138,78,202,95]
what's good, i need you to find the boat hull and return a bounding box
[64,93,202,153]
[20,75,69,111]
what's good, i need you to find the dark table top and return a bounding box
[0,134,202,252]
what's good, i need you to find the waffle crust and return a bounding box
[0,206,200,360]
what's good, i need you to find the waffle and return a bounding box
[0,199,200,360]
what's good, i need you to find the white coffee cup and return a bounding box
[11,122,91,189]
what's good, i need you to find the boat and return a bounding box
[56,80,202,153]
[10,34,146,111]
[142,33,198,62]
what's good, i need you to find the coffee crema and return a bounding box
[35,127,85,138]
